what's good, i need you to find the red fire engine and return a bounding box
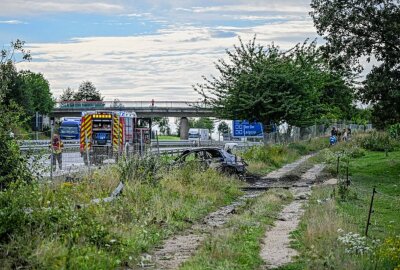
[80,111,151,165]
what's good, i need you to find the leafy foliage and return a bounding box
[355,131,399,152]
[59,87,75,102]
[17,71,54,115]
[0,102,34,189]
[0,40,35,188]
[73,81,103,101]
[311,0,400,128]
[153,117,170,135]
[217,121,230,135]
[1,40,53,118]
[194,37,354,127]
[191,117,214,133]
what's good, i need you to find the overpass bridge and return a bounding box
[51,100,215,118]
[51,101,216,139]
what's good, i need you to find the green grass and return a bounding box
[180,189,292,270]
[243,137,328,175]
[281,150,400,270]
[0,164,243,269]
[157,135,180,140]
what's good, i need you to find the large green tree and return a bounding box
[192,117,215,133]
[0,40,34,188]
[73,81,103,101]
[59,87,75,102]
[195,37,353,128]
[18,71,54,115]
[310,0,400,127]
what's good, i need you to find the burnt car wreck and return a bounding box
[174,147,247,177]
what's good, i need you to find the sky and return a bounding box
[0,0,319,101]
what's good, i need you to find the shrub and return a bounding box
[356,131,399,152]
[388,123,400,139]
[242,145,298,168]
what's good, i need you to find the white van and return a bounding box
[188,128,209,141]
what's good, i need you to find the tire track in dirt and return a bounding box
[260,164,325,269]
[135,155,315,270]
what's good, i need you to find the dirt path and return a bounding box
[260,164,325,269]
[136,156,314,270]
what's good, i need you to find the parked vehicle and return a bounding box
[59,117,81,140]
[173,147,247,177]
[80,111,151,165]
[188,128,209,141]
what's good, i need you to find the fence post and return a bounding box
[346,160,350,186]
[365,187,377,237]
[156,130,160,155]
[50,117,54,181]
[336,156,340,175]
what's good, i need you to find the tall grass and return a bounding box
[0,159,242,269]
[181,189,292,270]
[242,137,328,175]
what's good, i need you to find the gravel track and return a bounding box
[135,155,315,270]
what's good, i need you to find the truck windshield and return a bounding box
[60,126,79,134]
[188,134,200,138]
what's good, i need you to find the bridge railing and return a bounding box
[55,101,211,109]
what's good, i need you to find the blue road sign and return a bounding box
[232,120,264,138]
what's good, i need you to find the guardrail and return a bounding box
[19,140,263,152]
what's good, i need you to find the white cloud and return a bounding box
[16,17,317,101]
[0,20,26,24]
[0,0,123,16]
[190,4,309,14]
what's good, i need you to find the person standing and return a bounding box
[342,128,348,141]
[50,134,64,170]
[331,127,337,137]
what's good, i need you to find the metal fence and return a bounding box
[19,121,373,181]
[263,122,372,144]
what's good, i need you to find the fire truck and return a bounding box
[80,111,151,165]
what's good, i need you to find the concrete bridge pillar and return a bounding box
[180,117,189,140]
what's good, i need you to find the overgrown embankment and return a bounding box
[0,160,242,269]
[242,137,327,175]
[282,132,400,270]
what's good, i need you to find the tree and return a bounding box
[310,0,400,127]
[193,117,215,133]
[218,121,230,134]
[194,37,354,129]
[18,71,54,115]
[153,117,170,135]
[59,87,75,102]
[0,40,34,188]
[1,39,31,101]
[73,81,103,101]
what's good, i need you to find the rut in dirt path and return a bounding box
[135,155,314,270]
[260,164,325,269]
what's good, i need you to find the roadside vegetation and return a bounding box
[157,135,180,141]
[242,137,328,175]
[181,189,292,270]
[281,131,400,270]
[0,161,242,269]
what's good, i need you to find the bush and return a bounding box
[242,145,298,168]
[356,131,399,152]
[388,123,400,139]
[0,157,242,269]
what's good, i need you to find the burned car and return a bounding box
[173,147,247,177]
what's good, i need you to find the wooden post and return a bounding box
[365,187,377,237]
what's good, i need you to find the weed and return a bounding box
[180,189,292,270]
